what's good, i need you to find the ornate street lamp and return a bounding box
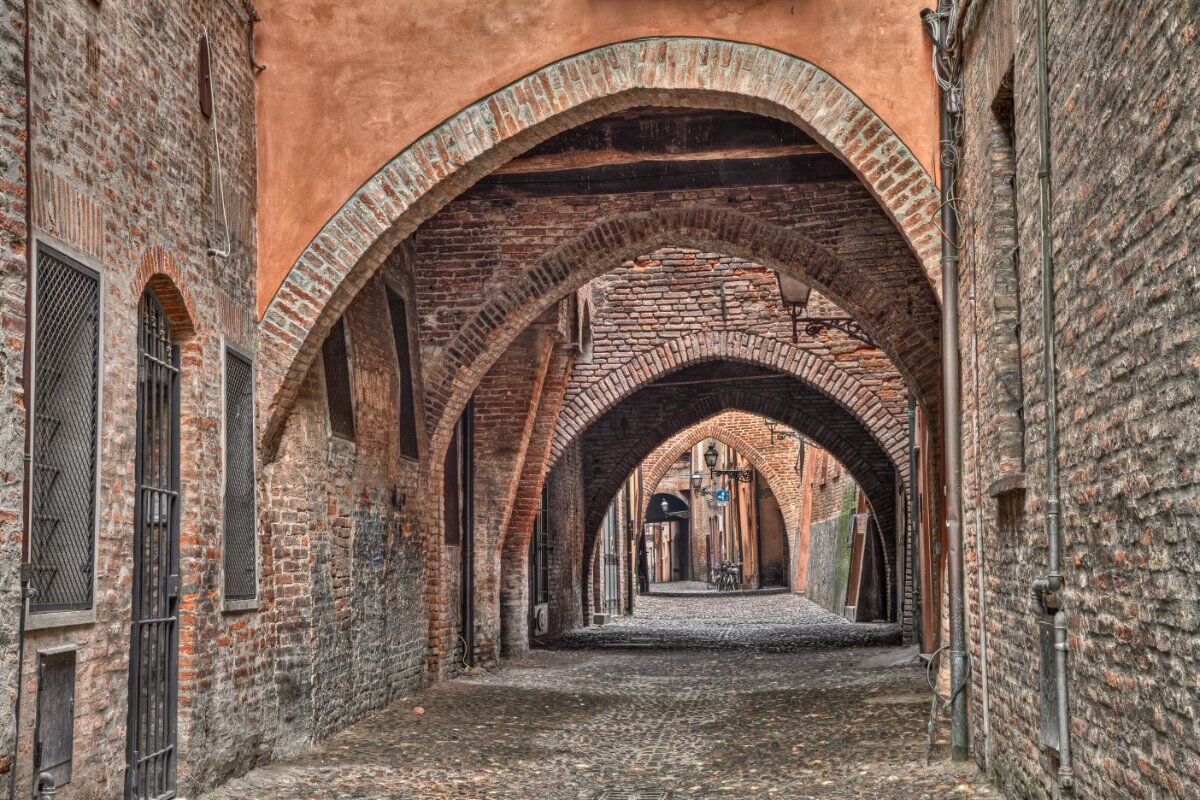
[704,442,752,483]
[775,272,879,348]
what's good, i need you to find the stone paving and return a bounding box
[200,594,994,800]
[647,580,789,597]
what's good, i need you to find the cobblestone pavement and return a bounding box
[201,594,993,800]
[647,580,789,597]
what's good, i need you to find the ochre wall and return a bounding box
[253,0,939,311]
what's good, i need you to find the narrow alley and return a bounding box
[202,594,987,800]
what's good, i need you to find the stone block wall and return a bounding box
[957,1,1200,796]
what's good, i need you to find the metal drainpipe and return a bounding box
[1029,0,1073,794]
[907,394,922,649]
[922,0,969,762]
[966,210,991,770]
[11,0,34,796]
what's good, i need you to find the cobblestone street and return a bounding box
[202,594,991,800]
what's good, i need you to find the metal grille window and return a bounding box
[321,316,356,440]
[385,287,419,459]
[222,348,256,603]
[30,246,100,613]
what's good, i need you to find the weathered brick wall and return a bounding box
[15,0,263,795]
[0,0,24,780]
[265,270,429,757]
[800,448,861,615]
[958,1,1200,797]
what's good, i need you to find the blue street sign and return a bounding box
[714,488,731,504]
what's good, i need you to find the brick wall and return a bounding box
[799,447,862,615]
[14,0,263,795]
[958,1,1200,797]
[543,440,585,638]
[264,269,429,760]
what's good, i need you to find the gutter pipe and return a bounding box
[922,0,970,763]
[1029,0,1073,794]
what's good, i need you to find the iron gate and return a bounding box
[125,289,180,800]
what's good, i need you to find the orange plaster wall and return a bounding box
[254,0,939,314]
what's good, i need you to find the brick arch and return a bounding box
[426,207,935,498]
[552,330,907,481]
[639,418,800,588]
[643,417,800,534]
[579,379,897,621]
[135,248,197,340]
[258,37,940,458]
[640,417,801,529]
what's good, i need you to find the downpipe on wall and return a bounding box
[921,0,970,763]
[1029,0,1074,794]
[11,0,34,796]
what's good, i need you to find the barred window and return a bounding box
[223,347,256,603]
[30,246,101,613]
[385,287,419,459]
[321,316,356,440]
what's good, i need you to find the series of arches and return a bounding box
[251,37,941,677]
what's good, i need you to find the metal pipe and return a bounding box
[923,0,970,761]
[1030,0,1073,794]
[1054,611,1074,793]
[12,0,34,795]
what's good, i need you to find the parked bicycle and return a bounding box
[712,561,741,592]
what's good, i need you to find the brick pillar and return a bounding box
[470,327,557,665]
[498,344,575,658]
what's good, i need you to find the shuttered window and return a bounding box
[30,246,101,614]
[385,288,419,459]
[223,347,256,603]
[321,317,356,440]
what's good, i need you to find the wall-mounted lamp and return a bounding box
[704,442,752,483]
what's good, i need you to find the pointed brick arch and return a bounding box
[639,416,803,553]
[578,379,898,620]
[258,37,940,458]
[552,330,908,482]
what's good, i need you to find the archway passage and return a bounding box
[576,361,898,621]
[257,38,941,457]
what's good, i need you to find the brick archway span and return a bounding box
[639,419,800,588]
[258,37,940,458]
[427,207,936,493]
[640,419,800,530]
[552,330,907,481]
[578,377,897,619]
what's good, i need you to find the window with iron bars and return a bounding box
[321,316,356,440]
[30,245,101,614]
[223,346,257,603]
